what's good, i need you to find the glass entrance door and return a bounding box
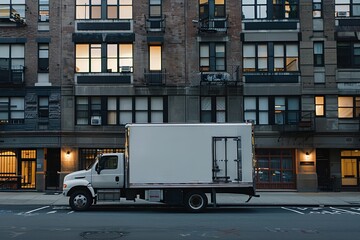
[20,150,36,189]
[341,158,357,186]
[21,161,36,189]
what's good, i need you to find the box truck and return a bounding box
[63,123,257,212]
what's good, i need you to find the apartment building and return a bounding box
[0,0,359,192]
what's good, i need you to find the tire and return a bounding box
[184,191,208,212]
[69,190,92,211]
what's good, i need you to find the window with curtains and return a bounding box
[315,96,325,117]
[76,0,133,20]
[75,43,133,73]
[338,96,360,119]
[243,44,268,72]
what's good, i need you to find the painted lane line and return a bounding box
[67,211,74,214]
[25,206,50,214]
[46,211,57,214]
[281,207,305,215]
[330,207,360,215]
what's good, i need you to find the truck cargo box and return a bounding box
[125,123,254,187]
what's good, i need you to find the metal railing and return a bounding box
[145,15,166,32]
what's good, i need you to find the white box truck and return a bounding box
[63,123,258,212]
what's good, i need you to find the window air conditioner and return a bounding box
[91,116,101,125]
[120,66,132,73]
[337,11,348,17]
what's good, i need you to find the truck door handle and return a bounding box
[115,176,119,182]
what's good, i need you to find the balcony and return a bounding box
[196,16,228,34]
[278,111,315,133]
[0,66,25,85]
[144,69,167,85]
[145,16,166,33]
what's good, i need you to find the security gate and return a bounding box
[212,137,242,183]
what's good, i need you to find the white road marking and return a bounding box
[330,207,360,215]
[281,207,305,215]
[67,211,74,214]
[25,206,50,214]
[46,211,57,214]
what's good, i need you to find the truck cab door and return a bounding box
[91,155,124,189]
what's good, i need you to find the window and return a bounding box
[313,42,324,66]
[201,96,226,123]
[0,97,25,124]
[39,0,49,22]
[242,0,267,19]
[0,151,17,177]
[200,43,226,71]
[335,0,360,17]
[38,97,49,119]
[76,97,89,125]
[244,97,269,124]
[108,44,133,73]
[273,0,299,19]
[76,0,133,20]
[315,96,325,117]
[149,46,162,71]
[76,43,133,73]
[199,0,225,22]
[100,156,118,170]
[149,0,162,17]
[0,0,26,21]
[313,0,322,18]
[0,44,24,71]
[243,43,298,72]
[274,44,299,71]
[255,149,295,186]
[243,44,268,72]
[338,96,360,118]
[242,0,298,20]
[38,44,49,72]
[244,96,300,125]
[337,42,360,68]
[77,96,165,125]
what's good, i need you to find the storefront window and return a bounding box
[255,149,295,189]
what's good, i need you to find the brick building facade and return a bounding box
[1,1,359,192]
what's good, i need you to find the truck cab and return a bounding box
[63,153,125,210]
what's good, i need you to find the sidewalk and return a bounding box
[0,191,359,207]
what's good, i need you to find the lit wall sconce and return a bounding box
[305,152,309,156]
[66,151,71,158]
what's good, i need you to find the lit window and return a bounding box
[315,96,325,116]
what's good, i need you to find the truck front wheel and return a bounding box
[184,191,208,212]
[69,190,92,211]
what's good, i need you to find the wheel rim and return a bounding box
[73,194,88,209]
[188,194,204,210]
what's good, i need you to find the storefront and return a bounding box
[0,149,60,190]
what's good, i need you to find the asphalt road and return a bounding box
[1,205,360,240]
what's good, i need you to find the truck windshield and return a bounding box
[85,157,98,170]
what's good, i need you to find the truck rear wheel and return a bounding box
[184,191,208,212]
[69,190,92,211]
